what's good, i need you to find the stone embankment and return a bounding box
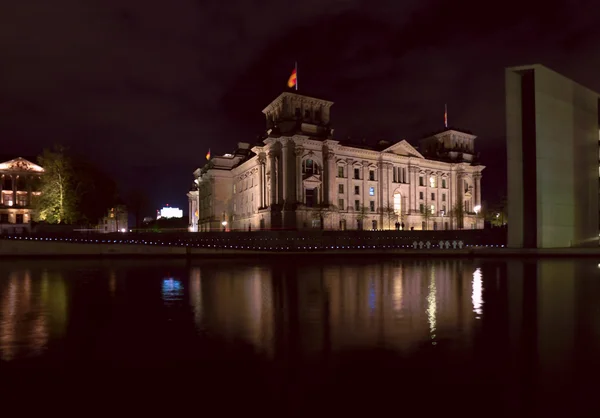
[3,229,599,257]
[0,230,507,257]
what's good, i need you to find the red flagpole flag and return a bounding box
[287,68,297,89]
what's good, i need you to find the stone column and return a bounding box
[288,144,297,206]
[258,154,265,208]
[327,150,336,206]
[346,159,352,211]
[268,150,277,207]
[277,152,284,205]
[474,172,482,207]
[295,145,303,204]
[362,161,368,211]
[281,139,291,206]
[408,166,418,213]
[456,170,464,229]
[379,162,388,227]
[12,175,17,205]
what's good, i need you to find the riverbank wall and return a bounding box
[0,229,599,257]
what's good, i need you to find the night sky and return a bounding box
[2,0,599,216]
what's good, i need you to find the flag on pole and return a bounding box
[206,149,211,160]
[287,63,298,90]
[444,104,448,128]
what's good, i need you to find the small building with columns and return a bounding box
[188,92,485,232]
[0,157,44,233]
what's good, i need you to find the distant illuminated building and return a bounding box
[157,206,183,220]
[0,156,44,234]
[99,205,128,233]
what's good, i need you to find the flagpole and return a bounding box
[444,104,448,128]
[295,61,298,91]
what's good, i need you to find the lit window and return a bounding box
[430,204,435,214]
[369,187,375,196]
[393,193,401,215]
[430,176,436,188]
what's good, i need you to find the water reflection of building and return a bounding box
[0,269,67,361]
[189,266,275,356]
[322,261,477,351]
[188,261,482,357]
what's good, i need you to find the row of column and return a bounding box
[0,174,37,206]
[261,143,482,215]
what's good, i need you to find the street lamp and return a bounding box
[221,220,227,232]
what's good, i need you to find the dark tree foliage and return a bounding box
[70,155,118,225]
[125,188,149,229]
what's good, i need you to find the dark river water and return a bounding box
[1,257,599,417]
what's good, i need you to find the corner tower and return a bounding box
[262,92,334,138]
[419,129,478,164]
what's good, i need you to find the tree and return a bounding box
[35,145,78,224]
[448,201,465,230]
[126,188,149,229]
[355,205,369,230]
[381,204,398,230]
[71,156,118,225]
[420,205,433,230]
[312,204,338,230]
[486,195,507,227]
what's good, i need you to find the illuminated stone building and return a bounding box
[99,205,128,233]
[0,157,44,233]
[188,92,485,231]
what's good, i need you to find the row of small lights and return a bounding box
[3,236,505,250]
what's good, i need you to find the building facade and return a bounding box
[506,64,600,248]
[188,93,485,232]
[0,157,44,233]
[99,205,128,233]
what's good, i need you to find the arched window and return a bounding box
[393,193,401,215]
[302,159,319,176]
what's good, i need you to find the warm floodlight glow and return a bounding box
[474,205,481,214]
[157,207,183,219]
[472,268,483,317]
[221,221,227,226]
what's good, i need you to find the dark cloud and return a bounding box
[1,0,599,211]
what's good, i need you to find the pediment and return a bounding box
[0,157,44,173]
[382,140,424,159]
[303,175,322,186]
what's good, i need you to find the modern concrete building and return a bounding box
[0,156,44,233]
[506,64,600,248]
[189,92,485,232]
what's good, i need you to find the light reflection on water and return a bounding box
[162,277,183,303]
[1,259,600,380]
[1,258,600,415]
